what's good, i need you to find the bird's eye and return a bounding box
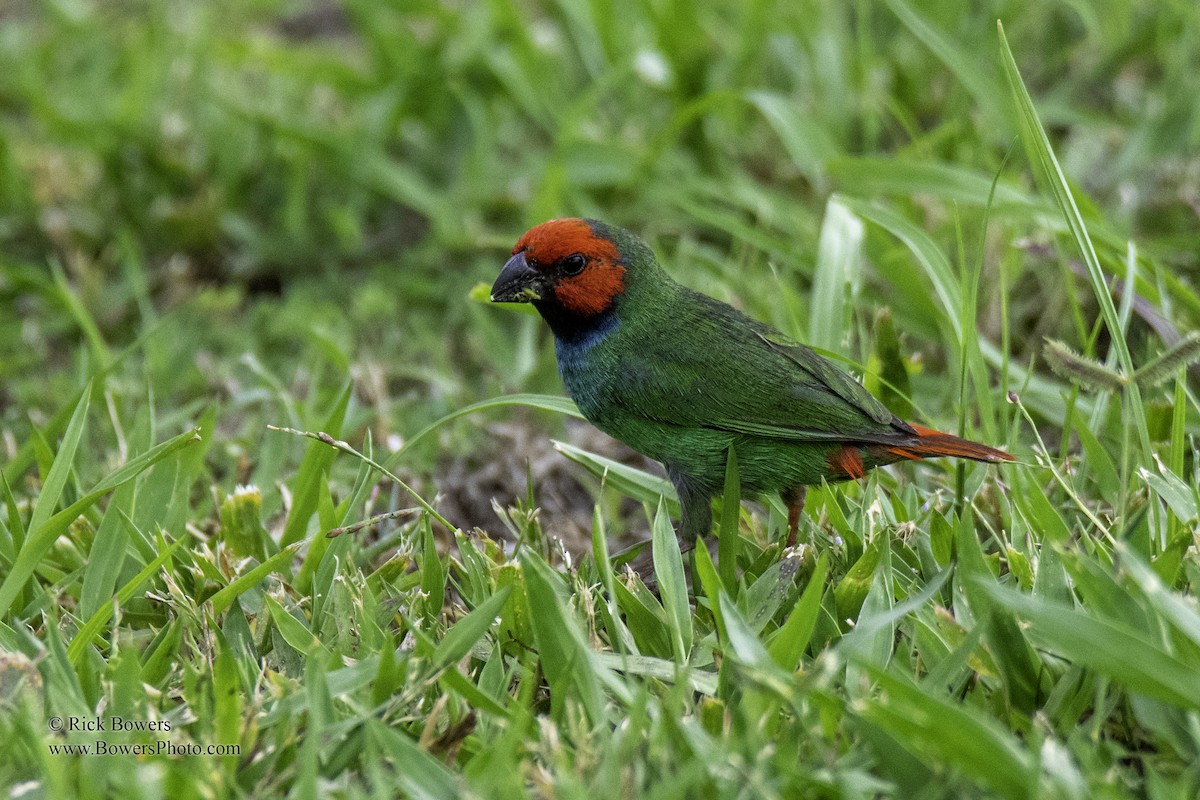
[561,253,587,276]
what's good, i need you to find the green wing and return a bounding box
[607,291,912,445]
[752,330,896,426]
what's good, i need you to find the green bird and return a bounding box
[490,218,1013,545]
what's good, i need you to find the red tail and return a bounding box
[883,423,1015,463]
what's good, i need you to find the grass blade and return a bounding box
[652,497,691,664]
[369,720,463,800]
[997,21,1151,466]
[981,582,1200,709]
[554,440,679,513]
[768,551,829,671]
[856,668,1037,799]
[809,193,864,355]
[67,521,191,664]
[24,382,91,543]
[431,585,512,671]
[520,550,606,722]
[0,425,200,617]
[207,542,305,616]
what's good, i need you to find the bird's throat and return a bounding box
[549,308,617,369]
[551,311,618,416]
[535,300,619,346]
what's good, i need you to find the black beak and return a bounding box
[490,251,544,303]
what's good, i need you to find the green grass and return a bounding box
[3,1,1200,797]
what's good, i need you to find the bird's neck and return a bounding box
[535,300,620,347]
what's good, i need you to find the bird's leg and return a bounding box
[783,485,806,548]
[670,468,714,545]
[666,466,718,583]
[678,485,714,574]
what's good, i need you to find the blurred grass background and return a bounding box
[4,0,1196,458]
[2,0,1200,797]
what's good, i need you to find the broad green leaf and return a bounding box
[834,537,883,622]
[420,515,447,622]
[611,574,672,658]
[1011,469,1071,545]
[431,586,513,671]
[743,560,798,635]
[1140,467,1197,526]
[265,594,327,656]
[693,539,726,644]
[982,582,1200,709]
[808,196,863,355]
[652,498,691,664]
[213,638,244,757]
[369,720,463,800]
[521,550,605,722]
[439,667,511,720]
[856,668,1037,799]
[768,551,830,671]
[717,593,775,672]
